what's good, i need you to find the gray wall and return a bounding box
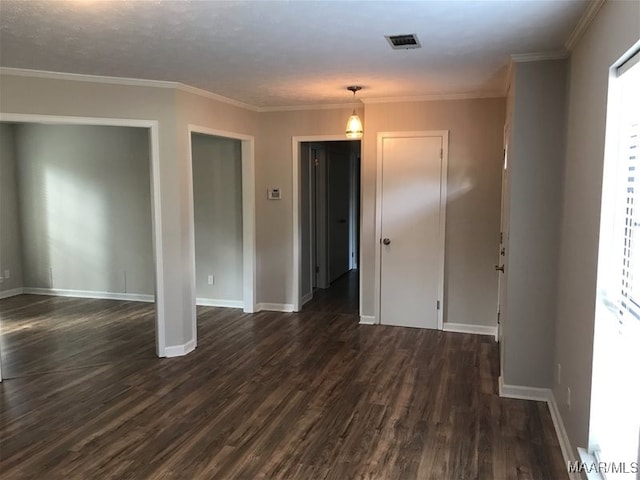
[503,60,568,388]
[14,124,154,295]
[191,133,243,303]
[0,123,24,292]
[554,0,640,451]
[363,98,506,326]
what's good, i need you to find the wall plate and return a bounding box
[268,188,281,200]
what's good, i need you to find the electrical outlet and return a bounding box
[207,275,214,285]
[557,364,562,385]
[566,387,571,409]
[4,269,10,279]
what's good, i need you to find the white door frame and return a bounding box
[186,125,256,345]
[292,134,362,312]
[374,130,449,328]
[0,112,167,357]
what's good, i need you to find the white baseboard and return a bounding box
[164,339,196,358]
[359,315,376,325]
[301,292,313,306]
[443,322,498,338]
[0,287,24,299]
[498,375,550,401]
[499,376,579,478]
[256,302,294,313]
[196,298,244,309]
[548,391,580,477]
[22,287,154,303]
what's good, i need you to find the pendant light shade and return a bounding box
[345,86,363,139]
[346,110,363,139]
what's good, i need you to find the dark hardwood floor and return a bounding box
[0,291,568,479]
[303,270,359,315]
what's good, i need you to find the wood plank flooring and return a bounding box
[0,291,568,479]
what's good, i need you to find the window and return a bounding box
[590,46,640,480]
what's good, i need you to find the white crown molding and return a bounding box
[0,67,505,111]
[504,59,514,95]
[176,84,260,111]
[360,91,505,104]
[0,67,260,112]
[565,0,606,52]
[0,66,177,88]
[510,50,570,63]
[258,102,361,112]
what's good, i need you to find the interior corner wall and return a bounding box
[0,123,24,292]
[553,0,640,451]
[362,98,505,327]
[14,123,154,295]
[503,59,568,389]
[175,89,260,335]
[0,74,189,349]
[191,133,243,303]
[256,107,362,306]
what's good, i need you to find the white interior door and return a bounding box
[379,134,445,329]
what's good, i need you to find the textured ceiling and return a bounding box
[0,0,589,108]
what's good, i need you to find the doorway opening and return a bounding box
[292,137,361,314]
[186,125,256,347]
[0,115,166,382]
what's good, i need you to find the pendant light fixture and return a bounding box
[345,86,363,139]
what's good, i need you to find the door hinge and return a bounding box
[315,266,320,273]
[437,300,440,310]
[440,148,443,159]
[500,232,503,244]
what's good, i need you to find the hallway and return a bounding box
[302,269,359,315]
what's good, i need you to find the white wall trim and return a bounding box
[196,298,244,309]
[564,0,606,52]
[292,134,363,314]
[301,292,313,306]
[510,51,570,63]
[374,131,449,329]
[0,67,260,112]
[499,376,579,479]
[0,112,167,358]
[360,91,504,104]
[359,315,376,325]
[0,288,24,299]
[498,375,550,401]
[0,67,506,112]
[22,288,155,303]
[164,339,196,358]
[256,302,295,313]
[261,102,361,112]
[443,322,498,338]
[548,392,580,478]
[186,124,257,356]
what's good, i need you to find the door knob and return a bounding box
[495,265,504,272]
[382,238,391,245]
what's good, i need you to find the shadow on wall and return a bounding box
[12,123,154,296]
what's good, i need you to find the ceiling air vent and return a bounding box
[385,34,421,50]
